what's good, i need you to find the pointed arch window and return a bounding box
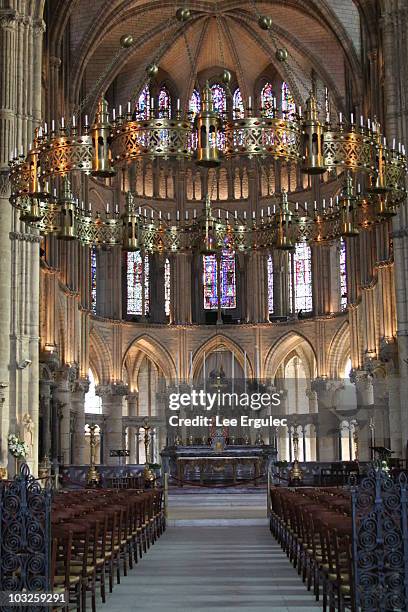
[261,82,275,117]
[281,82,296,118]
[84,370,102,414]
[164,257,171,317]
[189,89,201,116]
[127,251,149,315]
[203,250,236,310]
[232,88,245,119]
[340,238,347,310]
[210,84,227,115]
[137,84,150,119]
[91,246,97,314]
[289,242,312,312]
[267,254,274,313]
[158,86,171,118]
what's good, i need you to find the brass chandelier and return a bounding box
[7,6,407,256]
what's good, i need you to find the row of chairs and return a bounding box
[51,487,165,611]
[270,487,354,612]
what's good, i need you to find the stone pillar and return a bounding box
[71,379,89,465]
[53,367,76,466]
[127,392,138,464]
[149,255,166,323]
[39,379,53,459]
[0,8,17,473]
[311,378,340,461]
[350,369,374,461]
[97,384,128,465]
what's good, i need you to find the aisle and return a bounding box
[103,490,322,612]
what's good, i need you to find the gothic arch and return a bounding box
[264,331,317,380]
[327,321,350,379]
[122,334,177,386]
[89,328,114,385]
[192,334,254,380]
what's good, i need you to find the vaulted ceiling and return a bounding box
[47,0,363,114]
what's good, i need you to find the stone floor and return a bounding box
[96,489,322,611]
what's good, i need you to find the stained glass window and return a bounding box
[189,89,201,116]
[261,82,275,117]
[137,84,150,119]
[91,246,97,314]
[267,254,274,313]
[281,82,296,118]
[340,238,347,310]
[165,258,171,317]
[158,86,171,118]
[203,250,236,310]
[233,88,245,119]
[127,251,149,315]
[211,84,227,114]
[289,242,312,312]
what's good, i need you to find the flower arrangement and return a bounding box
[8,433,29,459]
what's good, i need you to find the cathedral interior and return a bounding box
[1,0,408,609]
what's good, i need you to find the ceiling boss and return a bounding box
[7,6,407,257]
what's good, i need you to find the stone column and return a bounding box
[39,379,53,459]
[350,369,374,461]
[149,255,166,323]
[127,392,138,464]
[0,8,17,473]
[311,378,341,461]
[97,384,128,465]
[71,379,89,465]
[53,367,76,466]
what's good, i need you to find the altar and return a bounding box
[161,445,277,486]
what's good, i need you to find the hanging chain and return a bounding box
[69,46,125,126]
[215,14,233,105]
[129,11,178,104]
[182,27,200,114]
[248,0,326,111]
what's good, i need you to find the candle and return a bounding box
[119,105,123,116]
[203,351,206,394]
[177,98,180,111]
[244,350,247,392]
[248,96,252,109]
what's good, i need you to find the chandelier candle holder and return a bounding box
[289,426,304,484]
[87,424,100,487]
[7,81,407,254]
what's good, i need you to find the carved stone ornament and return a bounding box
[21,413,34,457]
[96,383,129,398]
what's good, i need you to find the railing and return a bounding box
[0,463,52,593]
[351,468,408,611]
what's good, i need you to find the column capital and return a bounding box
[126,391,138,401]
[73,378,90,395]
[96,382,128,398]
[0,9,18,29]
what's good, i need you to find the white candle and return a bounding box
[231,351,235,395]
[248,96,252,109]
[177,99,180,111]
[203,351,206,394]
[244,350,247,392]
